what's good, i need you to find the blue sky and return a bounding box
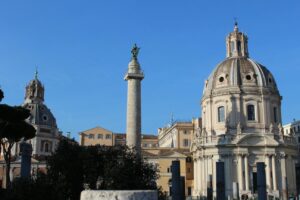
[0,1,299,140]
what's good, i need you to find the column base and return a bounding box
[239,190,251,199]
[267,190,280,199]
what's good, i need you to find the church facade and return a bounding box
[191,24,299,199]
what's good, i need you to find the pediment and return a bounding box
[237,134,279,146]
[159,150,188,158]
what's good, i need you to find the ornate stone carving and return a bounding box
[277,123,283,135]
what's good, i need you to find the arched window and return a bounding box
[237,41,241,52]
[247,104,255,121]
[218,106,225,122]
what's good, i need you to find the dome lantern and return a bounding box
[24,70,45,104]
[226,22,249,58]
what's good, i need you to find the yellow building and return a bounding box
[79,126,114,146]
[79,126,158,148]
[158,118,201,149]
[79,122,201,197]
[143,148,194,197]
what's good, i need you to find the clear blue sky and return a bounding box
[0,1,299,140]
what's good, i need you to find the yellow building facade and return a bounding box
[143,148,194,197]
[79,126,158,148]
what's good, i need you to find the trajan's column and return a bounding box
[125,44,144,154]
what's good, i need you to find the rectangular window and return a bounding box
[183,139,189,147]
[273,107,278,123]
[97,134,103,139]
[88,134,94,139]
[218,106,225,122]
[298,137,300,143]
[237,41,241,52]
[247,105,255,121]
[105,134,111,139]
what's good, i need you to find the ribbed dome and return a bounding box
[23,103,57,128]
[203,57,279,97]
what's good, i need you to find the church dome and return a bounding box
[23,103,57,128]
[203,57,279,96]
[203,23,279,98]
[23,71,57,129]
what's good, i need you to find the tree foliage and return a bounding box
[3,139,160,200]
[46,139,159,200]
[0,89,36,188]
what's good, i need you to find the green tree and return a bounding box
[0,89,36,188]
[45,139,159,200]
[2,138,161,200]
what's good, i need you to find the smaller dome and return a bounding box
[24,103,57,128]
[23,71,57,130]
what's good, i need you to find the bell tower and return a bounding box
[226,22,249,58]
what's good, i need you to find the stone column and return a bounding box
[203,156,207,196]
[265,155,271,191]
[124,47,144,155]
[206,156,210,197]
[224,155,231,197]
[291,157,297,192]
[198,157,202,193]
[212,157,217,198]
[244,155,249,191]
[193,159,198,195]
[271,155,277,191]
[280,154,288,200]
[238,155,244,191]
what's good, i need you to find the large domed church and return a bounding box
[191,23,298,199]
[22,71,61,159]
